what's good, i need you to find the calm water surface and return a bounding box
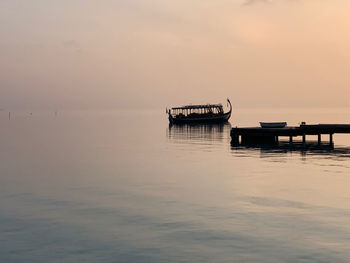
[1,109,350,262]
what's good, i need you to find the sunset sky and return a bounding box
[1,0,350,110]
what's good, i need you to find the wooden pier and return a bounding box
[231,124,350,145]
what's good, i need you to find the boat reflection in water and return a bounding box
[167,122,232,145]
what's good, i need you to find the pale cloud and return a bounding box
[62,40,84,54]
[243,0,271,6]
[62,40,79,48]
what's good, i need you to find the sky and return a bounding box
[1,0,350,110]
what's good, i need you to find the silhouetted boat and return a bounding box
[167,99,232,124]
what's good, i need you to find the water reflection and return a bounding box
[167,121,350,160]
[167,123,231,143]
[231,141,350,159]
[3,110,350,262]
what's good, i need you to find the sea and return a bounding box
[1,108,350,263]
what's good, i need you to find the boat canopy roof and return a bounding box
[172,104,223,110]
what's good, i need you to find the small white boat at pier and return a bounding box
[260,122,287,128]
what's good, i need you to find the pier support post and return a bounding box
[330,133,333,145]
[318,134,321,145]
[302,134,306,146]
[275,136,279,144]
[231,132,240,145]
[289,136,293,144]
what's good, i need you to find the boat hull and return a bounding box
[169,111,231,124]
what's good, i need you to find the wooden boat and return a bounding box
[260,122,287,128]
[167,99,232,124]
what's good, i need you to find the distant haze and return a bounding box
[1,0,350,110]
